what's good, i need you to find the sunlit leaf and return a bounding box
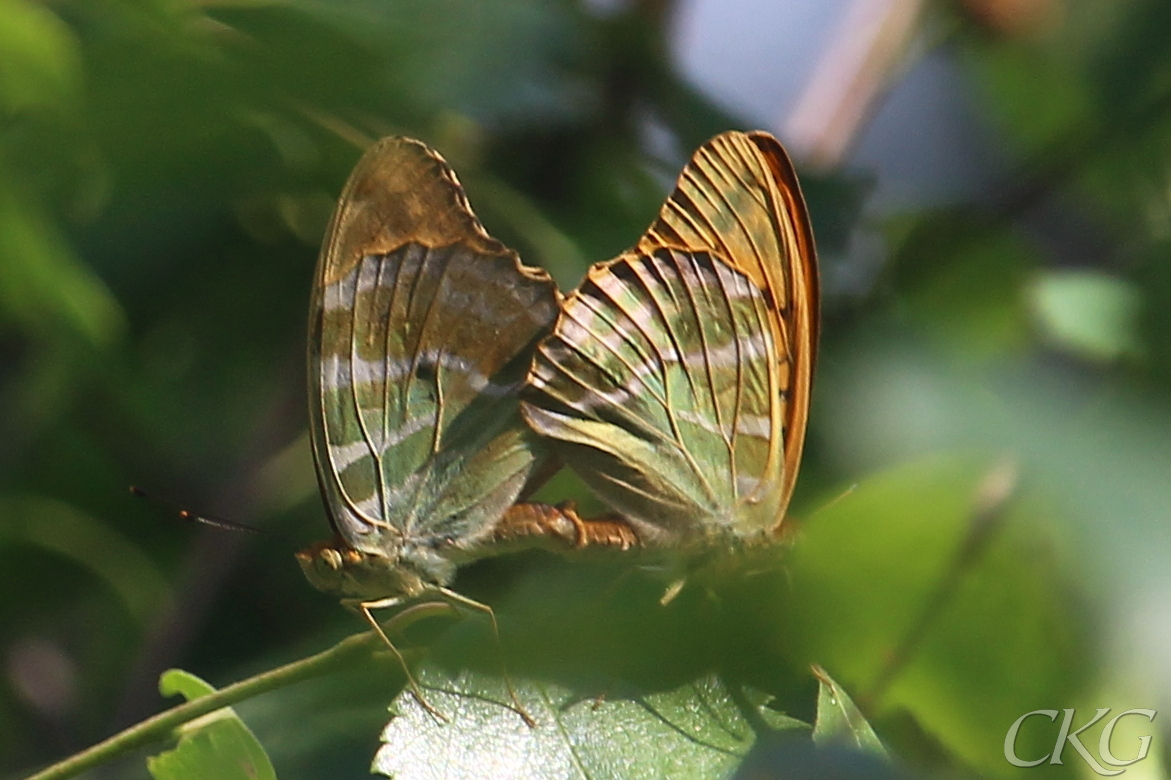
[374,666,806,779]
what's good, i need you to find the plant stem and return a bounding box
[23,602,455,780]
[860,459,1019,709]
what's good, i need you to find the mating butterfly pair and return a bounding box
[296,130,818,637]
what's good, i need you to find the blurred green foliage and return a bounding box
[2,0,1171,778]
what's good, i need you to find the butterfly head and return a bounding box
[296,536,448,601]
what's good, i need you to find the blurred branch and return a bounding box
[785,0,927,169]
[860,459,1020,710]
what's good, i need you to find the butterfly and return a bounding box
[296,130,818,718]
[295,136,562,720]
[521,130,819,560]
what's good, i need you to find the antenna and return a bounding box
[129,486,266,535]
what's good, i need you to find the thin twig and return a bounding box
[860,459,1019,710]
[23,603,455,780]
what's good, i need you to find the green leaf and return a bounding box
[1029,270,1141,362]
[786,456,1090,774]
[374,666,807,779]
[0,0,80,114]
[158,669,218,703]
[147,669,277,780]
[810,665,887,758]
[0,186,126,349]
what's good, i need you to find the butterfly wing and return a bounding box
[522,131,817,545]
[310,137,561,564]
[638,131,819,511]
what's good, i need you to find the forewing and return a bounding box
[524,131,817,541]
[310,137,560,555]
[640,131,818,516]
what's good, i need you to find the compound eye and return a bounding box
[321,548,344,570]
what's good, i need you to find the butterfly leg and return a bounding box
[659,578,687,606]
[434,586,537,728]
[351,596,449,725]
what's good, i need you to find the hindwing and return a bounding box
[523,131,818,543]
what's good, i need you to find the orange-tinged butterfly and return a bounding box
[521,130,819,556]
